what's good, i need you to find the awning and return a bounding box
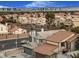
[33,43,58,56]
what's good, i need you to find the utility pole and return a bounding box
[16,39,18,49]
[16,34,18,52]
[2,44,6,57]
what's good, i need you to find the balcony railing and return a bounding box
[0,33,28,41]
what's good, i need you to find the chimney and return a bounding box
[41,28,44,32]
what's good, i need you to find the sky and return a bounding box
[0,1,79,8]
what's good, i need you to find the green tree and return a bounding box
[45,12,55,29]
[58,19,73,31]
[59,22,65,29]
[71,27,79,33]
[64,19,73,31]
[4,16,16,23]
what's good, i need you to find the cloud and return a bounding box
[25,1,74,8]
[0,5,11,8]
[25,1,56,8]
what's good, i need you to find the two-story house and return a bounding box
[22,29,65,55]
[8,24,27,34]
[0,23,8,34]
[33,31,78,58]
[0,23,29,57]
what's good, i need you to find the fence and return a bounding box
[0,33,28,41]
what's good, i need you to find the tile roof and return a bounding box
[55,13,66,17]
[0,16,3,22]
[33,43,58,56]
[67,34,78,42]
[8,25,18,32]
[35,30,62,39]
[47,31,75,43]
[33,31,77,56]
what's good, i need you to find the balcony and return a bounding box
[0,33,28,41]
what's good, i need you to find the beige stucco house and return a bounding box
[33,31,78,58]
[71,17,79,27]
[18,15,28,24]
[0,23,8,34]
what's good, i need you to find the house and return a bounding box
[30,17,37,24]
[0,16,4,22]
[17,15,28,24]
[71,17,79,27]
[55,13,66,18]
[8,24,27,34]
[0,23,28,47]
[4,14,12,19]
[54,13,67,27]
[54,13,73,27]
[0,24,29,57]
[0,23,27,35]
[15,13,46,25]
[22,29,65,55]
[37,17,46,25]
[33,31,78,58]
[12,13,18,21]
[13,28,27,34]
[0,32,29,57]
[0,23,8,34]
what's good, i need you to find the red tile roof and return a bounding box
[67,34,78,42]
[0,16,4,22]
[55,13,66,17]
[33,31,77,56]
[47,31,74,43]
[33,43,58,56]
[8,25,18,32]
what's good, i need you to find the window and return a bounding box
[61,42,65,47]
[29,36,32,42]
